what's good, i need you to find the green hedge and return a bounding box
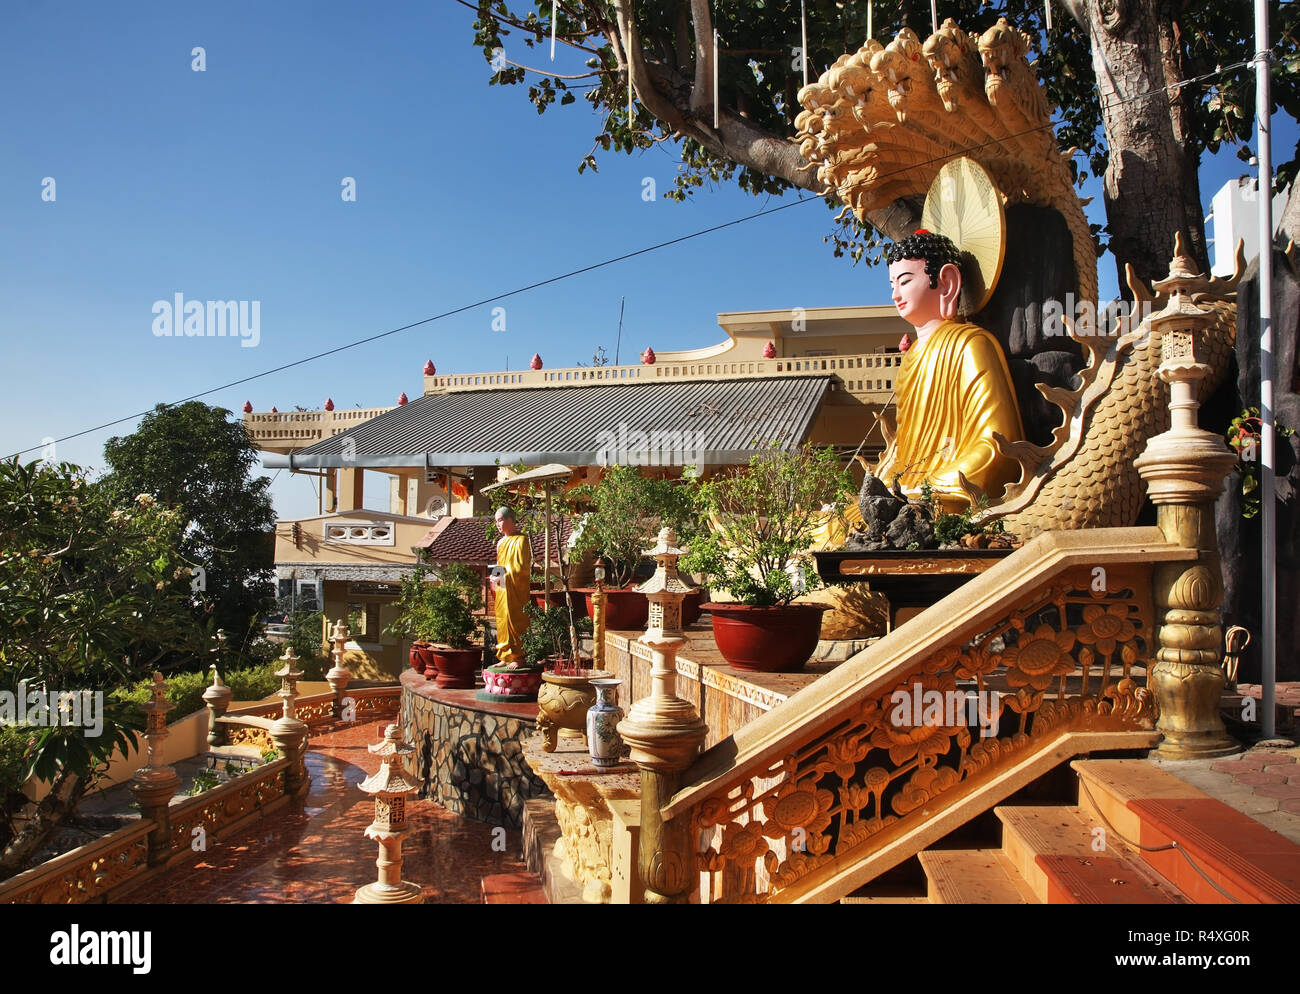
[116,665,281,720]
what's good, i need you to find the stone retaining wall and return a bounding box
[401,674,550,828]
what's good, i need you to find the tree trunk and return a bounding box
[1071,0,1209,292]
[0,769,83,880]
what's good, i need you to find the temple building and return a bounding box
[245,304,910,677]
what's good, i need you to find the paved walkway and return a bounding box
[118,718,528,904]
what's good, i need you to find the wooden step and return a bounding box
[1074,759,1300,904]
[997,804,1184,904]
[917,850,1038,904]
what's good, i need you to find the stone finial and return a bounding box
[324,397,335,411]
[203,664,233,748]
[530,353,544,370]
[274,646,305,722]
[131,670,181,864]
[242,400,253,414]
[763,341,777,359]
[398,392,409,405]
[327,619,354,715]
[424,359,436,376]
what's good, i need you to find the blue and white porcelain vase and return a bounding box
[586,678,625,768]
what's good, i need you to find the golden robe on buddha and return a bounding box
[875,319,1024,511]
[493,533,531,664]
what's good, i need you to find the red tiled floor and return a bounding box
[119,718,532,904]
[482,872,548,904]
[1258,754,1298,767]
[1210,759,1265,774]
[1235,772,1287,786]
[1253,783,1300,800]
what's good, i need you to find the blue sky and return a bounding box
[2,1,1294,520]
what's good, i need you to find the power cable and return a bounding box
[6,51,1270,461]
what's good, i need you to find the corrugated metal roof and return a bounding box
[264,376,832,469]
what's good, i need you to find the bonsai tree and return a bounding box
[520,603,594,667]
[682,444,853,606]
[568,465,696,588]
[385,562,484,648]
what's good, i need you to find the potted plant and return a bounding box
[386,564,438,677]
[567,465,698,629]
[385,563,485,688]
[683,444,853,672]
[521,603,611,751]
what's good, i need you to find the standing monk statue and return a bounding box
[491,506,531,664]
[874,229,1025,513]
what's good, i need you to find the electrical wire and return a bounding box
[5,50,1275,462]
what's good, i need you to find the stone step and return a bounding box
[917,849,1038,904]
[996,804,1184,904]
[1035,854,1182,904]
[1074,759,1300,904]
[481,872,548,904]
[521,797,585,904]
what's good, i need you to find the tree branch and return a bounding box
[689,0,715,119]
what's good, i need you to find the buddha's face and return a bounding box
[495,512,517,536]
[888,258,942,329]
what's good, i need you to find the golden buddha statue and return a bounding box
[874,230,1024,512]
[490,506,531,664]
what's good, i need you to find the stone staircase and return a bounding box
[912,760,1300,904]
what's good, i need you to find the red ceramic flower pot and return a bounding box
[432,646,481,690]
[410,642,438,678]
[701,602,832,673]
[581,587,649,630]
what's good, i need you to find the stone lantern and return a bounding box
[637,527,695,638]
[354,724,424,905]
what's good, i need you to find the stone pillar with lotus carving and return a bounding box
[202,665,232,748]
[270,647,311,796]
[326,619,353,719]
[617,631,707,904]
[1133,239,1240,759]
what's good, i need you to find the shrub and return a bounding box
[117,664,280,719]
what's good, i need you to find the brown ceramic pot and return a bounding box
[536,668,612,751]
[431,646,480,690]
[410,641,438,678]
[701,602,831,673]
